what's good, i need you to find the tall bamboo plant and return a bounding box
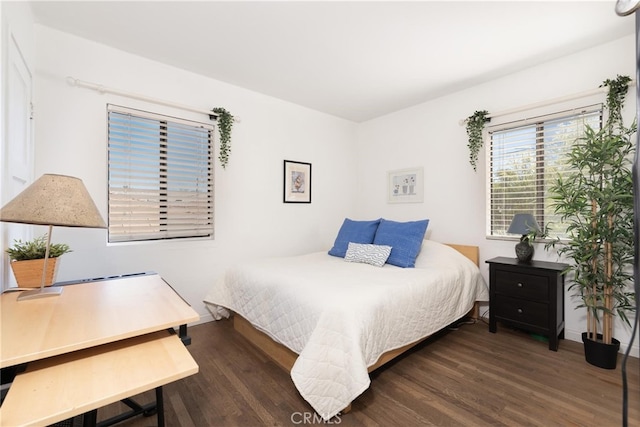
[549,75,636,345]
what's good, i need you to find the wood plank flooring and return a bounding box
[96,317,639,426]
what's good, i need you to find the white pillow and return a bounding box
[344,242,392,267]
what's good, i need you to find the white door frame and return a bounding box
[1,26,34,291]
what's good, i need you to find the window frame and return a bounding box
[486,104,603,241]
[107,104,215,244]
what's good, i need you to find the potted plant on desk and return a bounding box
[548,75,636,369]
[6,235,71,287]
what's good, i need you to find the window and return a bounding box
[107,105,214,243]
[488,106,602,239]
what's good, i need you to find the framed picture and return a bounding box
[283,160,312,203]
[387,167,424,203]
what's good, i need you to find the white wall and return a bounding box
[10,13,639,357]
[32,25,358,321]
[356,34,639,356]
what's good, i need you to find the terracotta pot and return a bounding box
[10,258,59,288]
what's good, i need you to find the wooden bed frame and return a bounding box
[232,243,480,412]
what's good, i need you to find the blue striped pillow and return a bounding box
[344,242,392,267]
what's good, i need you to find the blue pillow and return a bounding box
[328,218,381,258]
[373,219,429,268]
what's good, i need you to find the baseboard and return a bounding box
[190,311,215,326]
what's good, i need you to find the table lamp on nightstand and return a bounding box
[0,174,106,300]
[507,213,540,263]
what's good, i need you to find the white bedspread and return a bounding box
[204,240,488,420]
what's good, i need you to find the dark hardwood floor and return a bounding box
[97,318,639,426]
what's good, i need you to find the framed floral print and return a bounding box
[387,167,424,203]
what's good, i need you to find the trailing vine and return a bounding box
[465,110,490,171]
[601,74,632,133]
[211,107,234,169]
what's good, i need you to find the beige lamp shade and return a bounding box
[0,174,106,228]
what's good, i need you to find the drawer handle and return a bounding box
[517,308,523,314]
[517,282,523,288]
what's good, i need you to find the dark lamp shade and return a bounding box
[507,213,540,236]
[0,174,106,228]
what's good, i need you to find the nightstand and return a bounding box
[486,257,569,351]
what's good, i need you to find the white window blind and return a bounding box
[488,105,602,239]
[108,105,214,243]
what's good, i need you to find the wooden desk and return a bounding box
[1,273,199,368]
[0,331,198,426]
[0,273,200,426]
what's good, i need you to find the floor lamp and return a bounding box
[615,2,640,427]
[0,174,106,301]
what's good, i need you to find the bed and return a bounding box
[204,235,489,420]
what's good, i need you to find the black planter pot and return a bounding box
[582,332,620,369]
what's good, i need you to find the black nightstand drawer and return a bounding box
[494,270,548,301]
[494,295,547,328]
[486,257,569,351]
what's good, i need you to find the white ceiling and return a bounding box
[29,1,635,122]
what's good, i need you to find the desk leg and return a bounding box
[156,386,165,427]
[178,324,191,346]
[95,386,164,427]
[83,409,97,427]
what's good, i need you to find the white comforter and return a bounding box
[204,240,489,420]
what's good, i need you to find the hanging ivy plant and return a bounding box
[465,110,490,171]
[211,107,234,169]
[601,74,632,132]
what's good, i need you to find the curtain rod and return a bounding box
[458,80,637,126]
[66,77,240,122]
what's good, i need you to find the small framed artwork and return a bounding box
[387,167,424,203]
[283,160,312,203]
